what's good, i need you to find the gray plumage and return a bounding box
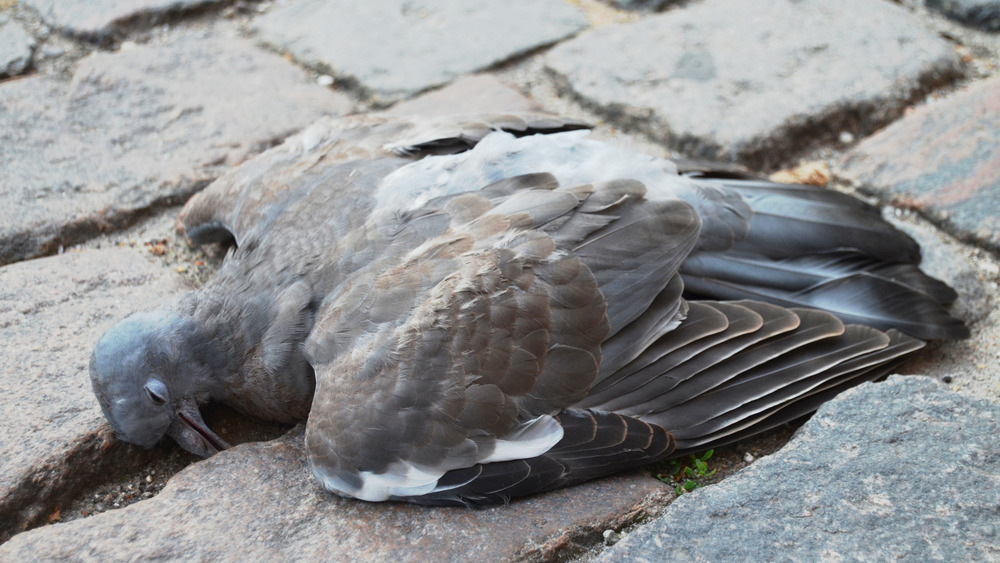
[89,113,964,505]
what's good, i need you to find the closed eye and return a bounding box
[144,378,169,406]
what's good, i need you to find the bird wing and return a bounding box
[302,176,701,502]
[407,301,922,506]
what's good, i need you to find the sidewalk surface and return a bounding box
[1,0,998,560]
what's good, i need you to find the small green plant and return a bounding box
[653,449,716,495]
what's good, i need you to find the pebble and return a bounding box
[603,529,623,545]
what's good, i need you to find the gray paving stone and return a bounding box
[0,15,34,77]
[0,248,189,542]
[840,76,1000,253]
[21,0,225,39]
[253,0,588,105]
[598,376,1000,562]
[0,427,670,561]
[0,29,352,267]
[887,213,991,328]
[545,0,963,169]
[926,0,1000,31]
[387,74,541,116]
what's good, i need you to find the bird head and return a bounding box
[89,311,230,457]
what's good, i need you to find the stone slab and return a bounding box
[253,0,588,105]
[0,15,34,76]
[387,74,541,116]
[0,248,189,542]
[597,376,1000,562]
[545,0,963,168]
[0,427,670,561]
[926,0,1000,31]
[0,29,352,267]
[21,0,225,39]
[840,76,1000,254]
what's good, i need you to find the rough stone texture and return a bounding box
[253,0,588,105]
[21,0,225,39]
[888,210,1000,407]
[545,0,963,169]
[598,376,1000,562]
[887,212,992,328]
[0,15,34,76]
[840,77,1000,254]
[926,0,1000,31]
[0,29,352,267]
[387,74,541,116]
[0,248,189,542]
[0,427,670,561]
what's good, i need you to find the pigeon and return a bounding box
[90,113,967,506]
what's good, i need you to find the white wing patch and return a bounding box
[315,461,443,502]
[480,415,564,464]
[314,415,564,501]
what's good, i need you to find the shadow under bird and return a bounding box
[89,113,967,505]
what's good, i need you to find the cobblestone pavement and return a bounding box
[1,0,998,560]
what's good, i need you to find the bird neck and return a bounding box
[172,284,269,398]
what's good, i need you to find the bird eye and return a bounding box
[144,378,169,406]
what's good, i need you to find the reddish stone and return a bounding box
[840,77,1000,253]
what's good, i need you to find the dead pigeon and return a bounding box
[90,113,966,505]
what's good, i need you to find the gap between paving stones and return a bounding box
[544,38,965,170]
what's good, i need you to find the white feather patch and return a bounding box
[315,461,444,502]
[480,415,564,464]
[313,416,564,501]
[374,130,685,219]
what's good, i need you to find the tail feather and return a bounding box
[684,271,968,340]
[681,176,966,340]
[683,251,957,306]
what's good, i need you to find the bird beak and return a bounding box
[166,399,231,457]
